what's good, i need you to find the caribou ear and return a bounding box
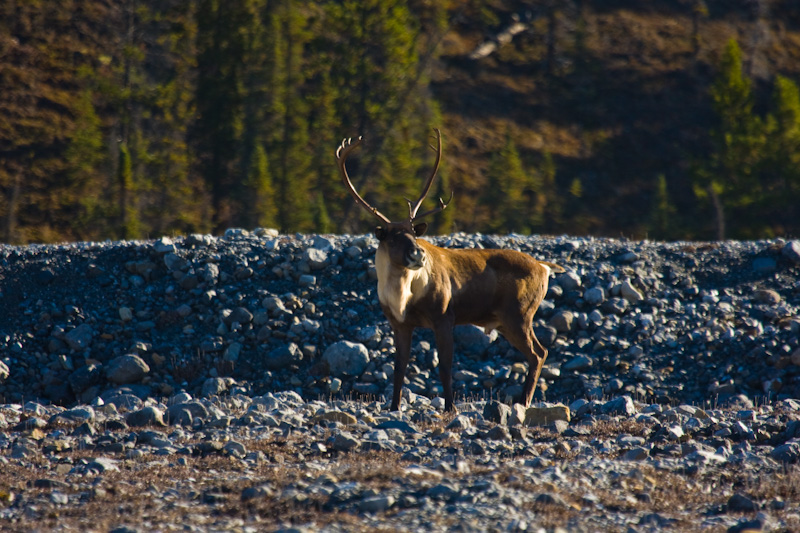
[375,226,388,241]
[413,223,428,237]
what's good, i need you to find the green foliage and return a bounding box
[694,39,766,239]
[650,174,676,240]
[569,178,582,198]
[539,151,561,232]
[761,75,800,233]
[117,142,141,239]
[64,90,108,237]
[3,3,800,243]
[483,132,543,234]
[313,194,333,234]
[244,144,277,229]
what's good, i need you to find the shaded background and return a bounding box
[1,0,799,244]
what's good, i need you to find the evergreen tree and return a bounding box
[64,90,108,238]
[271,0,314,232]
[484,132,542,234]
[650,174,676,239]
[117,142,141,239]
[539,151,561,232]
[326,0,439,230]
[194,0,251,231]
[244,143,277,228]
[762,75,800,234]
[0,0,115,242]
[694,39,765,239]
[140,0,209,236]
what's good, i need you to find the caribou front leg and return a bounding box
[390,324,413,411]
[434,317,456,412]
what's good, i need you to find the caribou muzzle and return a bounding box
[404,246,426,270]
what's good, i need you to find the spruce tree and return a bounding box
[763,75,800,234]
[694,39,765,239]
[244,143,278,229]
[484,132,542,234]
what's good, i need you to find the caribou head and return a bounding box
[335,129,450,271]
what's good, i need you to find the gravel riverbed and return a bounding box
[1,230,800,532]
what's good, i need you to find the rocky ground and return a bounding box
[1,230,800,532]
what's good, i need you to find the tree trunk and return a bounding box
[709,185,725,240]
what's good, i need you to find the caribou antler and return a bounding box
[406,128,445,221]
[336,136,392,225]
[336,128,451,226]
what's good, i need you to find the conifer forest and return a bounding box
[1,0,800,244]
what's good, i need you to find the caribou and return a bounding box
[335,129,564,412]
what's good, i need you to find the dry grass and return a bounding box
[2,416,800,532]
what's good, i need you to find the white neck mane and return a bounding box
[375,246,431,323]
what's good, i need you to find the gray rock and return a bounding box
[533,325,558,346]
[126,406,166,427]
[753,289,780,305]
[202,377,230,397]
[163,252,187,272]
[620,280,644,304]
[562,355,592,372]
[86,457,120,473]
[770,443,800,463]
[311,235,334,251]
[454,325,491,356]
[602,297,629,315]
[167,400,208,422]
[485,425,512,441]
[483,401,512,425]
[727,493,758,512]
[298,274,317,286]
[241,485,274,502]
[447,415,473,430]
[583,286,605,306]
[782,240,800,264]
[223,440,247,458]
[153,236,176,254]
[356,325,382,345]
[68,364,102,394]
[104,392,144,411]
[375,420,418,433]
[50,406,96,426]
[169,407,193,427]
[601,396,637,416]
[359,494,395,513]
[556,271,582,291]
[427,483,459,502]
[549,310,574,333]
[524,405,570,426]
[228,306,253,324]
[622,447,649,461]
[304,247,329,270]
[65,324,93,351]
[105,354,150,384]
[323,341,369,377]
[223,342,242,363]
[265,343,303,370]
[332,432,360,452]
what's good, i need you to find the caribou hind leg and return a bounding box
[500,315,548,407]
